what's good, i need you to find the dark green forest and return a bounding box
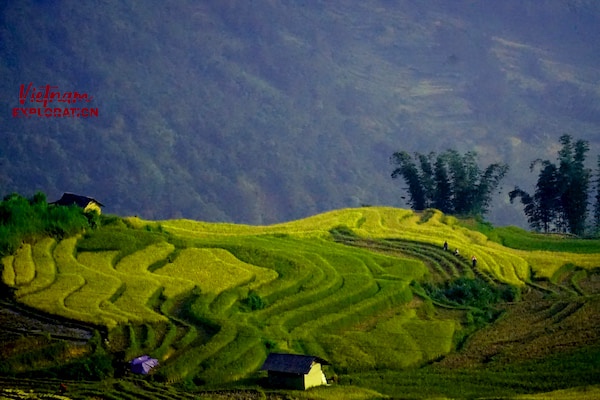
[1,1,600,227]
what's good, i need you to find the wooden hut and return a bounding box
[261,353,329,390]
[51,193,104,214]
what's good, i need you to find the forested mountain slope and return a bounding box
[1,1,600,227]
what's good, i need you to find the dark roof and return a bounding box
[261,353,329,374]
[51,193,104,208]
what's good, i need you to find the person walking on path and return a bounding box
[443,241,448,251]
[471,255,477,268]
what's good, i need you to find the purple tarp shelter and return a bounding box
[130,355,158,374]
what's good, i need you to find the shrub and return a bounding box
[53,352,114,380]
[244,290,266,311]
[499,283,520,302]
[423,277,517,310]
[329,224,358,238]
[0,192,94,257]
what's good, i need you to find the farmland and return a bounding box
[1,207,599,399]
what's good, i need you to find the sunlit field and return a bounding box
[2,206,599,399]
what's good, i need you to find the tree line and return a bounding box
[390,149,509,218]
[391,134,600,236]
[509,134,595,236]
[0,192,98,256]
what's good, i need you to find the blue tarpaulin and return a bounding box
[130,355,158,374]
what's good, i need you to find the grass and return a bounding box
[54,237,128,327]
[23,238,57,295]
[521,250,599,279]
[514,385,600,399]
[12,244,35,286]
[344,345,600,399]
[162,208,544,286]
[19,272,87,321]
[1,206,599,398]
[1,254,15,286]
[154,248,257,295]
[487,225,600,253]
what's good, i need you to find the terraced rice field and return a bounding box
[1,206,599,397]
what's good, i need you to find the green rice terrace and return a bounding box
[1,206,600,399]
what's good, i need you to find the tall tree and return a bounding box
[594,155,600,235]
[510,160,560,233]
[510,134,590,235]
[445,150,475,215]
[391,149,508,217]
[475,161,511,216]
[417,152,436,207]
[508,187,538,230]
[444,150,508,216]
[433,154,453,213]
[391,151,427,211]
[557,135,590,235]
[534,160,561,232]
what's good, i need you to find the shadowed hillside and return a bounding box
[1,1,600,227]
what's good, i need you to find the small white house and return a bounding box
[261,353,329,390]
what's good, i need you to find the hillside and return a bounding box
[1,207,599,399]
[1,1,600,227]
